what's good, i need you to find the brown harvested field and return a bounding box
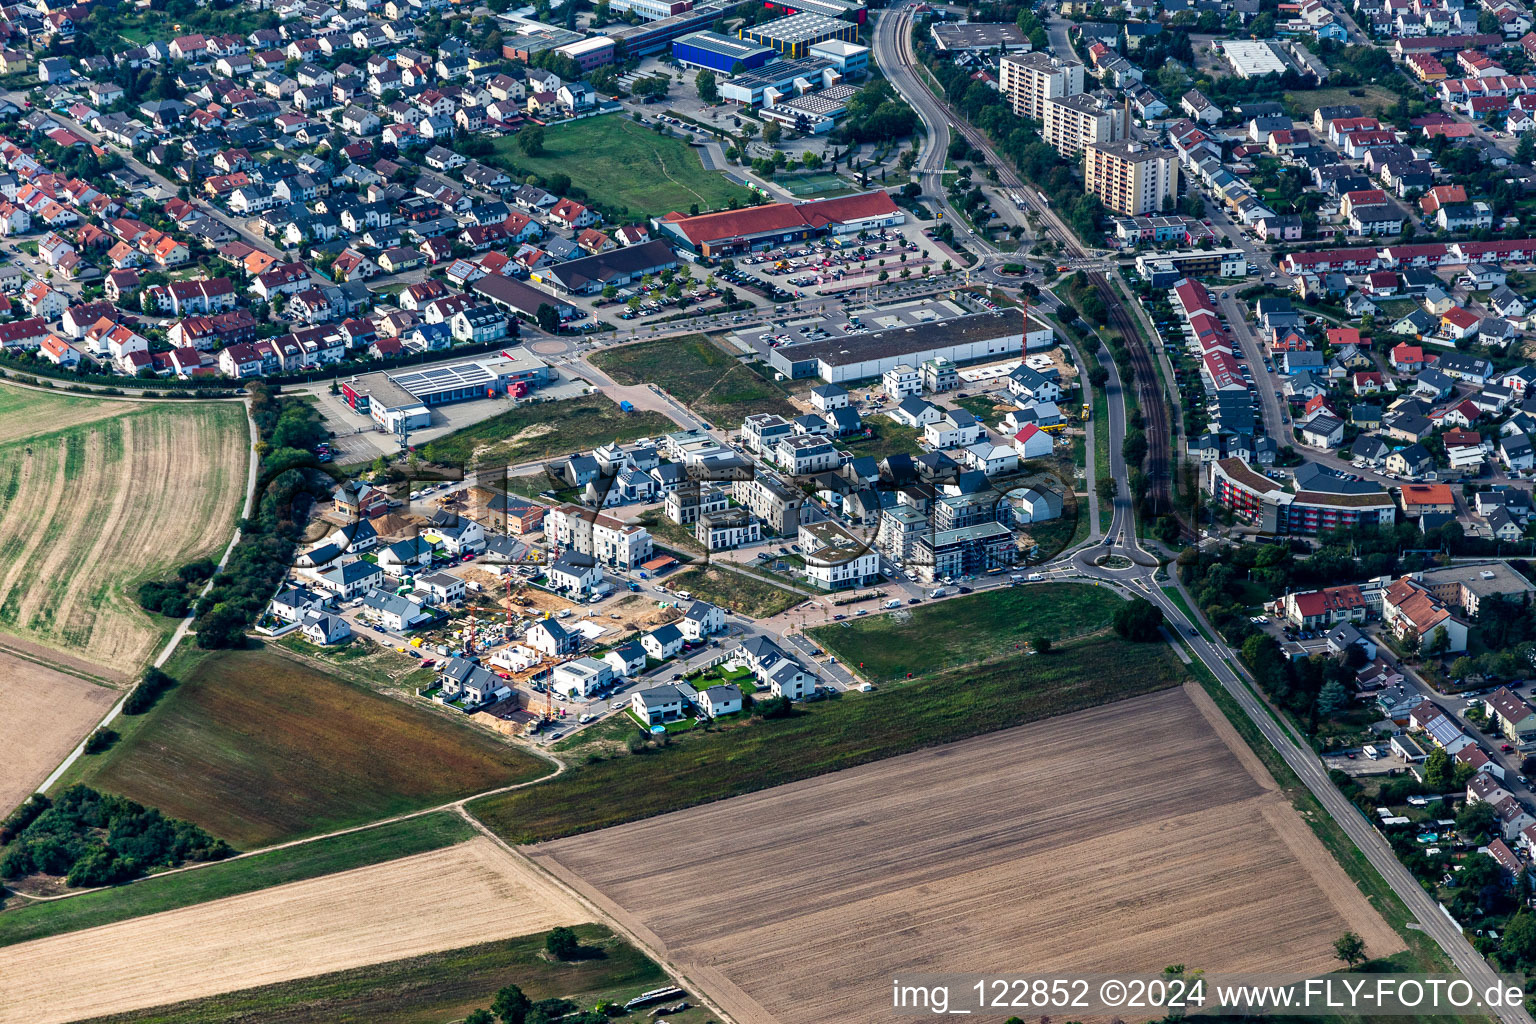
[77,646,553,847]
[0,837,593,1024]
[0,396,248,677]
[0,384,132,446]
[0,652,117,814]
[530,685,1400,1024]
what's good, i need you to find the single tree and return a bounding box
[535,303,561,334]
[695,69,718,103]
[519,124,546,158]
[492,984,532,1024]
[1334,931,1367,970]
[465,1011,497,1024]
[546,925,581,960]
[1033,636,1051,654]
[1316,679,1350,718]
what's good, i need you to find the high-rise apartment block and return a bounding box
[1084,140,1178,216]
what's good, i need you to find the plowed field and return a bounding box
[0,838,591,1024]
[529,685,1400,1024]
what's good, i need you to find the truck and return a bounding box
[619,400,635,412]
[884,598,902,609]
[1362,744,1382,760]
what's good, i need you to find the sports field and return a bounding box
[0,388,248,677]
[0,838,591,1024]
[529,686,1401,1024]
[0,652,116,815]
[74,647,553,847]
[489,116,752,220]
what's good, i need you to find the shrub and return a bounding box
[0,793,51,844]
[123,667,177,715]
[0,785,230,887]
[1113,598,1165,642]
[82,728,119,754]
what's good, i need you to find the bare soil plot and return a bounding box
[530,686,1399,1024]
[0,837,592,1024]
[0,652,117,814]
[0,399,247,677]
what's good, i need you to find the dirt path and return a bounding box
[0,839,592,1024]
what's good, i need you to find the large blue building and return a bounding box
[671,31,775,73]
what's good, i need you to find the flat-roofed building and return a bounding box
[740,12,858,58]
[930,22,1030,53]
[1085,140,1178,216]
[998,51,1085,121]
[1043,93,1123,156]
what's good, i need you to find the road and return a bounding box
[861,12,1536,1004]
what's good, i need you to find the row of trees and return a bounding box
[191,386,331,649]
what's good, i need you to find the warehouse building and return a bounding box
[1221,39,1289,78]
[741,12,859,58]
[655,190,904,258]
[767,308,1025,383]
[764,0,867,23]
[533,239,679,295]
[340,351,555,433]
[760,85,857,133]
[930,22,1030,53]
[672,31,775,73]
[718,56,842,106]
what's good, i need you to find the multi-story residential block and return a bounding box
[1085,140,1178,216]
[544,504,653,569]
[998,52,1085,121]
[1043,93,1123,156]
[799,519,879,590]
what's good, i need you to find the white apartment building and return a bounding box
[1084,140,1178,216]
[799,519,880,591]
[1043,94,1123,156]
[999,52,1085,121]
[882,362,921,398]
[544,504,654,569]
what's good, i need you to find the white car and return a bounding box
[611,699,627,709]
[578,713,595,724]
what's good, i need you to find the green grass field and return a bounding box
[0,812,475,948]
[469,631,1186,843]
[1283,85,1400,121]
[72,647,552,847]
[837,414,924,457]
[809,584,1121,682]
[488,116,752,220]
[669,564,807,618]
[420,395,675,469]
[73,925,712,1024]
[591,334,797,423]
